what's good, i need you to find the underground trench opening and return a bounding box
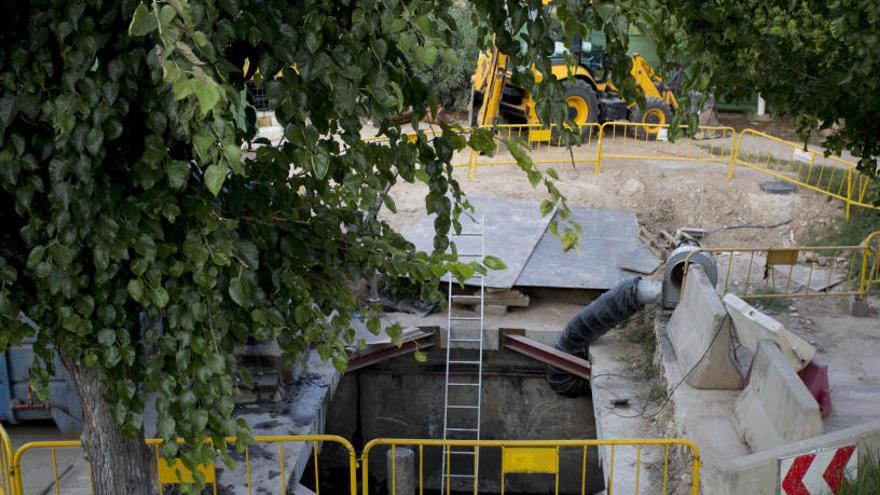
[305,336,605,495]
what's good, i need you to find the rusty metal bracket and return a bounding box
[502,333,591,380]
[347,329,436,372]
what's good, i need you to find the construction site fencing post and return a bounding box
[681,233,880,301]
[861,231,880,295]
[11,434,358,495]
[595,122,736,175]
[360,438,701,495]
[0,423,13,495]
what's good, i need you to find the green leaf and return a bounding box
[193,82,220,115]
[312,152,329,180]
[594,1,616,23]
[539,199,555,217]
[151,287,170,309]
[26,246,46,269]
[206,354,225,374]
[223,143,242,173]
[165,161,190,189]
[129,3,158,36]
[158,4,176,24]
[413,45,437,67]
[381,194,397,213]
[204,164,227,196]
[127,279,144,302]
[235,240,259,270]
[97,329,116,347]
[414,350,427,362]
[157,417,175,439]
[482,255,507,270]
[228,276,252,307]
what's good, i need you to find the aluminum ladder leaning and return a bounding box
[440,215,486,493]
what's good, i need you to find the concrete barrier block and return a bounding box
[723,294,815,371]
[733,340,823,452]
[667,265,743,389]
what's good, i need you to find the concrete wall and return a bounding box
[321,350,604,494]
[704,420,880,494]
[667,265,743,389]
[732,340,823,452]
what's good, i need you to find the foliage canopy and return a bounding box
[643,0,880,178]
[0,0,613,484]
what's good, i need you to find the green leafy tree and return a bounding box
[0,0,631,492]
[641,0,880,180]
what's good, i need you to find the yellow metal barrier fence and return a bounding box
[1,424,13,495]
[596,122,737,174]
[361,438,701,495]
[11,434,357,495]
[466,124,601,178]
[731,129,877,218]
[862,231,880,294]
[682,232,880,301]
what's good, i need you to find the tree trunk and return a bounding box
[62,353,154,495]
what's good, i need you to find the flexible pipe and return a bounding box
[548,277,660,397]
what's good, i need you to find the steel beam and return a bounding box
[347,330,436,372]
[502,333,591,380]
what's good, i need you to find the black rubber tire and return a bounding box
[551,79,600,145]
[629,97,674,141]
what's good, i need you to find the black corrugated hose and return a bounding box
[548,277,644,397]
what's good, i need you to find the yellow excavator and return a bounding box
[470,32,678,140]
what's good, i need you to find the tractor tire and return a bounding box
[468,89,484,127]
[629,98,674,141]
[551,79,599,145]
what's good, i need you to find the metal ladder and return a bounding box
[441,216,485,493]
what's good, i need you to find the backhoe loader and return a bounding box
[470,34,678,140]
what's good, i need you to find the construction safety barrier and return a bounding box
[10,434,357,495]
[595,122,736,174]
[1,423,12,495]
[681,231,880,301]
[731,129,877,218]
[863,231,880,294]
[464,124,601,178]
[462,122,734,178]
[361,438,701,495]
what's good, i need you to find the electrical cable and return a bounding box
[601,313,732,419]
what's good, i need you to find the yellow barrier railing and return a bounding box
[465,123,601,178]
[596,122,737,174]
[361,438,701,495]
[731,129,877,218]
[11,434,357,495]
[1,423,13,495]
[681,232,880,300]
[462,122,735,178]
[862,231,880,294]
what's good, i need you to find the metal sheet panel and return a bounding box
[403,197,553,289]
[515,208,660,289]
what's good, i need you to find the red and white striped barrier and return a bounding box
[779,445,857,495]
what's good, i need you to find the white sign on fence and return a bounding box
[792,148,813,164]
[779,445,857,495]
[656,128,668,142]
